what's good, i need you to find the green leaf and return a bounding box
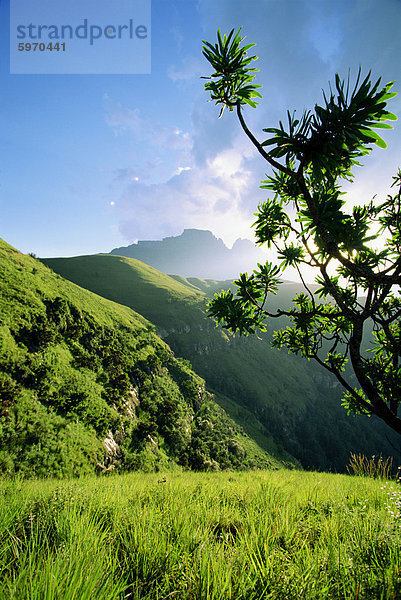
[359,128,387,148]
[372,122,393,129]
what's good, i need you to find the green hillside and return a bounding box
[0,239,280,477]
[43,253,401,471]
[41,254,208,334]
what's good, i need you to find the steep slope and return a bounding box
[0,239,279,477]
[42,254,209,335]
[110,228,268,279]
[43,253,401,471]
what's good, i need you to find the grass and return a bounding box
[347,453,395,480]
[1,470,400,599]
[41,254,208,333]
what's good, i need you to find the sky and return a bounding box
[1,0,401,258]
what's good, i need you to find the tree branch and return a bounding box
[236,103,295,178]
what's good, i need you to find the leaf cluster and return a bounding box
[202,28,262,117]
[262,73,397,182]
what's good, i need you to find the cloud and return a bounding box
[197,0,401,118]
[113,134,266,246]
[104,95,193,151]
[172,166,191,176]
[113,168,141,183]
[111,163,163,186]
[104,83,268,247]
[168,56,205,82]
[170,24,184,53]
[104,95,194,184]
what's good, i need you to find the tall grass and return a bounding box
[0,470,400,599]
[347,453,394,480]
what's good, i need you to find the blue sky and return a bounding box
[1,0,401,258]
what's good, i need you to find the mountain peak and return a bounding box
[110,229,267,279]
[181,228,216,237]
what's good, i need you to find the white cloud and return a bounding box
[112,168,142,183]
[173,166,191,176]
[113,134,266,247]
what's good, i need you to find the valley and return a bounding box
[42,232,401,472]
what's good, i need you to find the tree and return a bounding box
[202,29,401,435]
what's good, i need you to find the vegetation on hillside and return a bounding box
[0,239,276,477]
[43,252,401,472]
[42,254,208,334]
[203,29,401,435]
[1,470,400,599]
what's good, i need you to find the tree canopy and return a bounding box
[202,29,401,435]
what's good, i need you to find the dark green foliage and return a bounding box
[203,29,401,435]
[186,395,273,471]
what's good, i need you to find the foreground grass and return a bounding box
[1,470,400,599]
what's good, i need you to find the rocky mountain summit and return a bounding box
[110,229,267,279]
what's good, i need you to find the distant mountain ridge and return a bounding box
[110,229,268,279]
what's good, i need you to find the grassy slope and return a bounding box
[42,254,210,333]
[1,470,400,599]
[0,239,278,476]
[43,254,401,471]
